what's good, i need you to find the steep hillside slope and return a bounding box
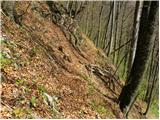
[1,1,148,119]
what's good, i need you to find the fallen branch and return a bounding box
[110,39,132,55]
[85,64,118,90]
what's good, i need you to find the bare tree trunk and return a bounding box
[96,2,103,47]
[107,1,116,56]
[119,1,158,115]
[122,31,130,78]
[74,1,78,15]
[88,2,94,38]
[116,2,127,66]
[143,56,158,116]
[85,2,89,35]
[103,2,114,50]
[126,1,143,81]
[67,1,73,16]
[99,2,105,48]
[144,36,157,102]
[113,2,119,63]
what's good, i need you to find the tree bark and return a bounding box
[103,2,114,50]
[119,1,158,114]
[122,31,130,78]
[88,2,94,38]
[96,2,103,47]
[126,1,143,81]
[116,2,127,66]
[143,57,158,115]
[113,2,119,63]
[144,36,157,103]
[85,2,89,35]
[107,1,116,56]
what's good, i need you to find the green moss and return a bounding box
[12,107,36,118]
[12,108,26,118]
[38,85,46,94]
[0,52,12,67]
[30,96,37,107]
[24,87,31,93]
[90,100,113,118]
[79,72,91,82]
[151,101,159,118]
[1,38,17,47]
[79,109,85,118]
[138,80,147,100]
[96,105,108,115]
[15,79,26,85]
[0,38,6,44]
[87,85,94,95]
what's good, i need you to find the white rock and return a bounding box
[43,92,59,113]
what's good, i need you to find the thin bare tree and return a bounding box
[126,1,143,81]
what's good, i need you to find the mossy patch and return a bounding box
[87,85,94,95]
[90,100,113,118]
[38,85,46,94]
[12,108,26,118]
[30,96,37,108]
[0,52,12,67]
[78,72,91,83]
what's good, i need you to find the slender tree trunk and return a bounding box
[74,1,78,15]
[122,31,130,78]
[99,2,106,48]
[116,2,127,66]
[143,58,158,115]
[126,1,143,81]
[96,2,103,47]
[88,2,94,38]
[67,1,73,16]
[103,2,114,50]
[144,36,157,102]
[114,52,128,75]
[85,2,89,35]
[113,2,119,63]
[119,1,158,115]
[107,1,116,56]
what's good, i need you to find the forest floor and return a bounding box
[0,1,157,119]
